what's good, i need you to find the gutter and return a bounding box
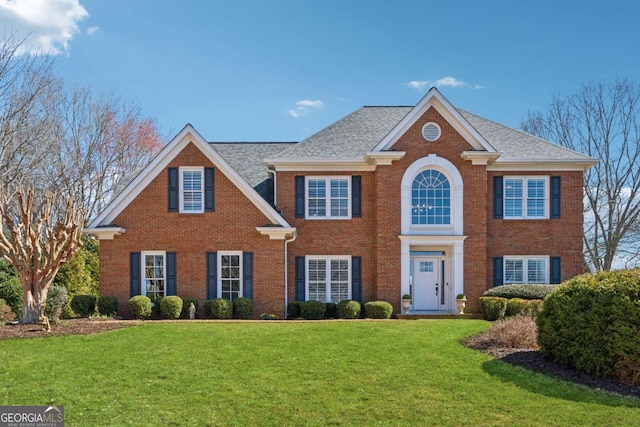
[283,232,297,319]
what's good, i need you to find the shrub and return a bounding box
[521,299,543,317]
[506,298,526,317]
[0,299,15,322]
[0,276,22,319]
[537,269,640,385]
[324,302,338,319]
[204,299,232,319]
[180,298,199,319]
[337,300,361,319]
[128,295,152,319]
[483,284,556,300]
[465,315,538,350]
[160,296,183,319]
[300,301,326,320]
[480,296,507,321]
[97,296,119,316]
[233,297,253,319]
[287,301,302,319]
[364,301,393,319]
[45,286,69,323]
[71,294,96,317]
[152,296,164,317]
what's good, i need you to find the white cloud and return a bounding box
[0,0,89,55]
[404,76,484,92]
[288,99,325,118]
[86,26,99,35]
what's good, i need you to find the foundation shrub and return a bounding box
[97,296,119,316]
[71,294,96,317]
[521,299,544,317]
[480,297,508,321]
[233,297,253,319]
[204,299,232,319]
[45,286,69,323]
[299,301,326,320]
[467,315,538,350]
[180,298,199,319]
[537,269,640,385]
[337,300,361,319]
[128,295,151,319]
[324,302,338,319]
[160,296,183,319]
[484,284,556,300]
[287,301,302,319]
[0,299,15,322]
[0,276,22,319]
[364,301,393,319]
[506,298,526,317]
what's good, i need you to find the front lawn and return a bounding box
[1,320,638,426]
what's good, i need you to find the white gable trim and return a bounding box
[87,124,292,230]
[372,87,497,154]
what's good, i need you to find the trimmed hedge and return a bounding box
[537,270,640,385]
[324,302,338,319]
[337,300,361,319]
[364,301,393,319]
[205,299,232,319]
[300,301,326,320]
[233,297,253,319]
[97,296,118,316]
[71,294,96,317]
[287,301,302,319]
[160,296,183,319]
[128,295,151,319]
[480,296,508,321]
[180,298,199,319]
[484,284,556,300]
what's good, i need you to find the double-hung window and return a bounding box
[180,167,204,213]
[306,177,350,219]
[307,256,351,303]
[142,251,166,304]
[504,177,548,219]
[219,252,242,301]
[504,256,548,284]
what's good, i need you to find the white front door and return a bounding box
[413,257,440,310]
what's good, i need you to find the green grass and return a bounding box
[1,320,639,426]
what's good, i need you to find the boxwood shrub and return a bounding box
[364,301,393,319]
[483,284,556,300]
[337,300,361,319]
[287,301,302,319]
[480,296,507,321]
[97,296,119,316]
[233,297,253,319]
[71,294,96,317]
[300,301,326,320]
[128,295,151,319]
[160,295,183,319]
[180,298,199,319]
[537,270,640,385]
[324,302,338,319]
[204,298,232,319]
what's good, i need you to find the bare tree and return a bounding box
[522,79,640,271]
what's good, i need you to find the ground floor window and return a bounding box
[504,256,548,284]
[142,251,166,304]
[219,252,242,301]
[306,256,350,303]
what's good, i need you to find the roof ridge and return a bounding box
[209,141,298,145]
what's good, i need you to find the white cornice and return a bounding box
[365,151,406,166]
[84,227,126,240]
[265,159,376,172]
[460,151,501,165]
[487,159,597,171]
[256,226,297,240]
[398,234,468,244]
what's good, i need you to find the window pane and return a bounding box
[182,170,203,211]
[527,259,546,283]
[526,179,546,217]
[411,170,450,225]
[504,179,523,218]
[505,259,523,283]
[328,179,349,218]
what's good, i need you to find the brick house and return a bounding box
[86,88,595,317]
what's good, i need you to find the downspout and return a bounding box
[266,165,277,207]
[283,232,296,319]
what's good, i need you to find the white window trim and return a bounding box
[305,255,352,302]
[503,176,549,220]
[217,251,243,300]
[504,255,550,284]
[141,251,166,301]
[305,176,351,220]
[179,166,204,214]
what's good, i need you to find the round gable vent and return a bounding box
[422,122,441,142]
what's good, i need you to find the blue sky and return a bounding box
[2,0,639,142]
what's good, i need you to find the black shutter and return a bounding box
[166,252,177,296]
[551,176,561,219]
[493,257,504,287]
[206,252,217,300]
[352,176,362,218]
[205,167,215,212]
[168,168,179,212]
[295,176,305,218]
[351,256,362,302]
[295,256,305,301]
[550,257,561,284]
[243,252,253,299]
[493,176,503,219]
[130,252,141,297]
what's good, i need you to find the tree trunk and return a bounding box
[20,286,50,326]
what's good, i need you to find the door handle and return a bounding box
[435,283,438,296]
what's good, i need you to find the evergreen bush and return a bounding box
[45,285,69,323]
[324,302,338,319]
[71,294,97,317]
[233,297,253,319]
[364,301,393,319]
[180,298,199,319]
[337,300,361,319]
[299,301,326,320]
[128,295,151,319]
[97,296,119,316]
[204,299,232,319]
[480,296,508,321]
[287,301,302,319]
[483,284,556,300]
[0,276,22,319]
[160,296,183,319]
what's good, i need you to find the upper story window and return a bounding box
[411,169,450,225]
[142,251,165,304]
[306,177,351,219]
[180,167,204,213]
[504,256,548,284]
[504,177,548,219]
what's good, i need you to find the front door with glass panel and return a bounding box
[413,257,440,310]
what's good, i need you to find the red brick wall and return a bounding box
[100,141,285,317]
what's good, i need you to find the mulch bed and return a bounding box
[0,318,141,339]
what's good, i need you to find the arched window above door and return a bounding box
[411,170,450,225]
